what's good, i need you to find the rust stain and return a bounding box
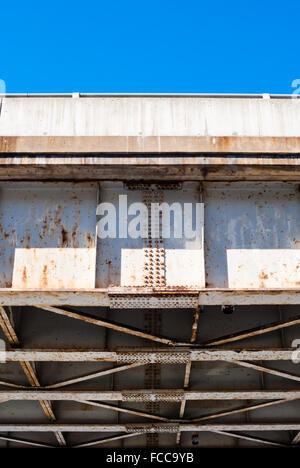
[85,232,93,248]
[41,215,48,239]
[259,271,269,281]
[42,265,48,288]
[22,267,27,284]
[61,227,68,247]
[25,232,31,249]
[72,223,79,247]
[54,206,62,228]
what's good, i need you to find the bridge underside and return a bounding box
[0,95,300,448]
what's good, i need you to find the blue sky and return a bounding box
[1,0,299,94]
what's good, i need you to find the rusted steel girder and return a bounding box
[0,289,299,307]
[0,307,66,447]
[2,389,300,401]
[3,348,297,362]
[0,423,299,432]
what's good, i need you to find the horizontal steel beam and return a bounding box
[0,423,299,432]
[2,390,300,401]
[1,162,300,181]
[3,348,296,362]
[1,136,300,154]
[0,289,110,307]
[197,290,300,306]
[0,289,300,306]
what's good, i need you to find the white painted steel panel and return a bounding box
[0,182,98,288]
[204,182,300,288]
[96,182,204,288]
[12,248,96,289]
[120,249,145,287]
[227,249,300,288]
[165,250,204,288]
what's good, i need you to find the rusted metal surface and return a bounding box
[196,289,300,305]
[0,426,292,447]
[29,305,300,349]
[143,309,162,446]
[0,180,298,294]
[1,423,300,432]
[227,250,300,289]
[0,306,19,343]
[3,389,300,401]
[0,96,299,448]
[204,182,300,289]
[0,306,66,446]
[1,305,300,447]
[0,289,300,306]
[1,159,300,182]
[109,294,199,308]
[0,379,27,388]
[12,248,96,289]
[96,182,204,289]
[0,289,110,306]
[0,182,97,288]
[3,348,297,362]
[177,307,200,444]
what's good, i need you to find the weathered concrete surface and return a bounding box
[1,97,300,137]
[1,136,300,154]
[0,97,300,156]
[0,97,299,180]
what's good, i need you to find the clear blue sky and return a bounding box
[1,0,299,94]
